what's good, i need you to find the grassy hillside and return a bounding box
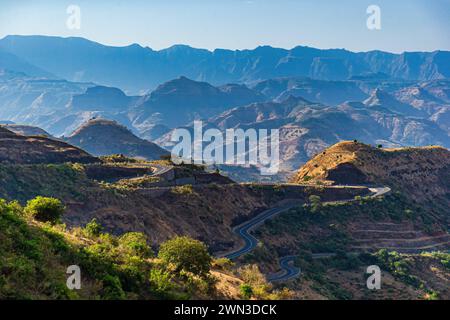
[1,137,448,300]
[0,199,158,299]
[1,198,296,300]
[287,249,449,300]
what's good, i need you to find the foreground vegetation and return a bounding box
[0,197,221,299]
[0,196,294,300]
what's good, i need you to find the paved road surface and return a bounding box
[224,205,299,260]
[150,164,173,176]
[266,256,301,282]
[223,186,391,282]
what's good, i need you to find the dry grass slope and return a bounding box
[291,141,450,203]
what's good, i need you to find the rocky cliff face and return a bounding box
[69,85,137,111]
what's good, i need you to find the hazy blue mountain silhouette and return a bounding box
[1,35,449,93]
[0,48,54,78]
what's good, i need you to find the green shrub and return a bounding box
[158,236,212,277]
[119,232,153,259]
[374,249,422,288]
[424,290,439,300]
[237,264,272,299]
[24,196,65,223]
[101,275,126,300]
[240,284,253,299]
[171,185,194,195]
[84,218,103,237]
[308,195,322,213]
[149,268,174,295]
[212,257,235,271]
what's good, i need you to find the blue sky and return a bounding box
[0,0,449,52]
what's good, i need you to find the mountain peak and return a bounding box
[365,88,400,106]
[69,118,129,137]
[1,124,52,138]
[148,76,217,99]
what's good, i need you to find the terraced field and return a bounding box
[351,222,450,253]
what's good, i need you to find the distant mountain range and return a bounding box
[0,35,449,93]
[0,35,449,181]
[0,71,265,137]
[130,76,265,129]
[158,90,450,175]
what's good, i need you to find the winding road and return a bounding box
[223,186,391,282]
[224,204,301,260]
[266,256,301,282]
[150,164,173,176]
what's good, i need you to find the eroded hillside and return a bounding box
[291,141,450,204]
[65,118,169,160]
[0,127,97,164]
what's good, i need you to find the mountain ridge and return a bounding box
[0,126,97,164]
[1,35,449,93]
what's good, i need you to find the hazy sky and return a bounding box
[0,0,449,52]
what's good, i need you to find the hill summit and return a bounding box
[291,141,450,203]
[66,118,169,160]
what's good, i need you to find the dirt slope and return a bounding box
[0,127,97,164]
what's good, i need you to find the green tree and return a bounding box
[25,196,65,223]
[158,236,212,277]
[309,195,322,213]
